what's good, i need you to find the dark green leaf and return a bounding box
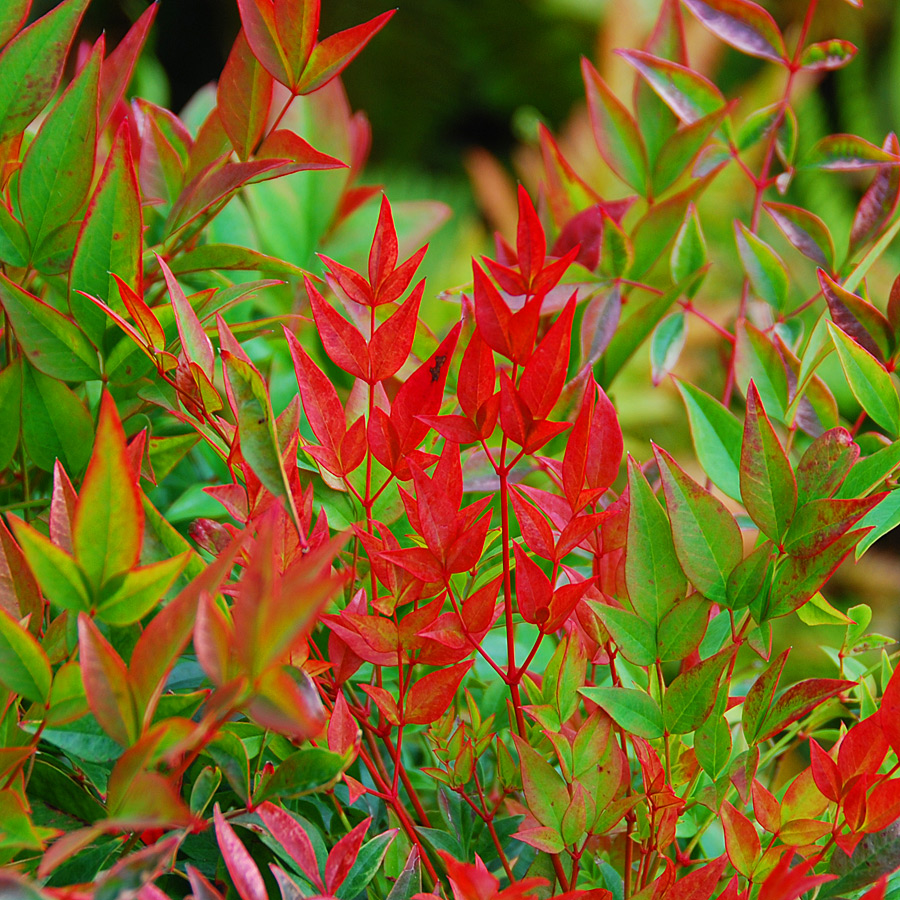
[579,685,664,740]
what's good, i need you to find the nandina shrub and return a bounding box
[0,1,899,900]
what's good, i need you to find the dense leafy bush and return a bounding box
[1,1,900,898]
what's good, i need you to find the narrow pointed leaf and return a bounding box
[819,269,893,363]
[214,805,267,900]
[218,29,274,161]
[682,0,786,62]
[663,648,731,734]
[764,202,834,271]
[735,221,788,310]
[579,686,664,740]
[0,606,51,703]
[850,134,900,255]
[0,1,31,49]
[804,135,899,171]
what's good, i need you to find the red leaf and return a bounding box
[326,817,372,893]
[369,281,423,383]
[296,11,395,95]
[236,0,291,86]
[757,852,835,900]
[405,661,473,725]
[758,678,855,743]
[519,295,575,419]
[882,659,900,760]
[514,543,553,626]
[214,804,267,900]
[661,854,728,900]
[510,488,556,560]
[369,194,399,295]
[721,802,760,878]
[515,185,547,290]
[457,328,496,423]
[306,276,369,380]
[809,739,842,802]
[257,801,324,891]
[851,133,900,254]
[272,0,319,82]
[218,29,274,161]
[818,269,893,363]
[839,715,889,786]
[751,779,781,834]
[159,254,215,379]
[864,778,900,833]
[255,128,346,174]
[472,261,513,359]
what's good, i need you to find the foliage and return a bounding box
[0,1,899,899]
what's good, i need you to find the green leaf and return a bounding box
[337,831,398,900]
[656,445,743,603]
[764,202,835,270]
[734,321,789,422]
[800,39,857,71]
[69,122,143,347]
[796,591,855,626]
[837,441,900,499]
[783,495,883,558]
[695,713,732,778]
[676,380,743,501]
[582,58,647,192]
[579,686,664,740]
[168,243,305,278]
[0,0,90,144]
[0,359,21,471]
[0,2,31,50]
[726,541,773,610]
[626,457,686,626]
[734,221,789,310]
[740,382,797,541]
[653,107,729,197]
[21,363,93,474]
[19,41,100,251]
[593,603,657,665]
[513,736,570,831]
[829,322,900,436]
[804,134,899,171]
[0,201,29,267]
[670,204,707,286]
[0,273,100,381]
[853,489,900,558]
[650,313,686,386]
[742,649,788,743]
[663,648,731,734]
[0,606,51,703]
[254,747,348,804]
[657,594,710,662]
[796,428,858,504]
[95,554,190,626]
[223,352,300,532]
[8,515,90,613]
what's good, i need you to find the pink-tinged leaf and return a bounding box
[767,529,869,619]
[214,804,267,900]
[326,816,372,893]
[77,612,137,746]
[218,29,274,161]
[158,255,215,379]
[618,49,726,125]
[256,128,346,174]
[369,194,399,294]
[850,133,900,255]
[783,494,885,558]
[0,0,90,144]
[187,866,227,900]
[810,739,841,802]
[740,382,796,542]
[328,691,360,758]
[49,461,76,556]
[764,202,835,270]
[69,119,143,346]
[515,184,547,288]
[0,513,40,625]
[72,392,143,589]
[236,0,291,87]
[682,0,786,62]
[800,39,857,71]
[819,269,893,363]
[295,11,395,95]
[306,276,369,380]
[582,58,647,192]
[272,0,318,84]
[721,802,760,878]
[98,2,158,128]
[369,281,423,383]
[258,801,324,891]
[519,295,575,419]
[757,678,855,743]
[510,488,556,561]
[405,662,473,724]
[804,134,900,171]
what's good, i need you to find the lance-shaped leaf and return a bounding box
[258,802,325,891]
[803,135,900,172]
[96,554,190,626]
[682,0,786,62]
[766,529,868,619]
[77,613,137,746]
[70,120,143,347]
[654,104,730,197]
[214,805,267,900]
[519,295,575,419]
[236,0,292,87]
[819,269,893,363]
[800,39,857,71]
[223,352,300,533]
[579,686,664,740]
[783,495,885,558]
[655,445,742,603]
[306,277,368,380]
[756,678,854,743]
[722,802,760,878]
[0,273,100,381]
[740,382,797,541]
[405,662,473,725]
[626,456,686,625]
[735,221,788,310]
[618,49,725,125]
[158,255,215,380]
[295,11,395,95]
[829,323,900,436]
[72,393,143,590]
[663,647,731,734]
[369,281,423,384]
[850,134,900,255]
[735,322,789,422]
[582,58,647,192]
[19,39,100,252]
[218,29,273,161]
[650,312,686,385]
[0,1,31,49]
[512,735,572,831]
[743,649,788,742]
[796,428,858,503]
[0,607,51,704]
[670,203,707,285]
[593,603,656,665]
[0,0,89,144]
[764,202,835,271]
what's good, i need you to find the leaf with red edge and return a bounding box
[661,854,728,900]
[743,648,788,743]
[236,0,290,86]
[114,274,165,351]
[519,295,575,419]
[326,816,372,894]
[328,691,360,758]
[369,281,423,383]
[757,853,835,900]
[258,802,324,891]
[618,50,726,125]
[582,58,647,192]
[214,805,267,900]
[514,185,546,289]
[757,678,855,742]
[819,269,894,363]
[800,39,857,71]
[296,11,395,95]
[682,0,786,62]
[306,277,368,380]
[804,135,900,171]
[218,29,274,161]
[405,662,473,724]
[78,612,137,746]
[255,128,346,176]
[839,715,889,785]
[766,529,869,620]
[810,738,842,802]
[783,495,885,558]
[0,1,31,50]
[72,392,142,589]
[369,194,399,294]
[98,2,158,128]
[721,802,760,878]
[159,255,215,379]
[850,134,900,256]
[764,202,835,271]
[514,543,553,627]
